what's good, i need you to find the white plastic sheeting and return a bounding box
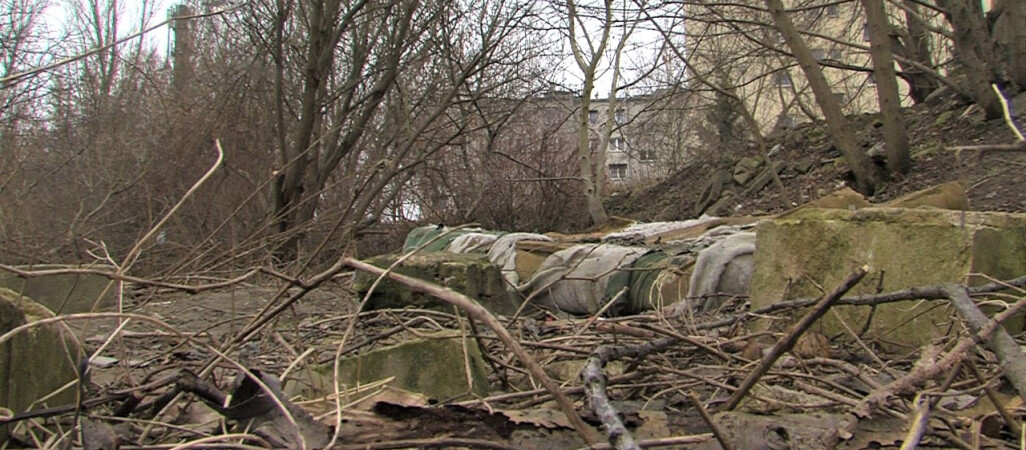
[486,233,554,290]
[519,244,649,315]
[687,231,756,312]
[446,233,500,254]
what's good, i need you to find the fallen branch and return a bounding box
[837,293,1026,439]
[342,257,601,446]
[724,266,868,411]
[696,275,1026,331]
[580,337,677,449]
[943,283,1026,400]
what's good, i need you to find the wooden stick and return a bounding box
[688,391,734,450]
[724,266,868,410]
[943,284,1026,400]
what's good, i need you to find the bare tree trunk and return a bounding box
[895,0,941,103]
[863,0,910,176]
[565,0,611,226]
[937,0,1003,119]
[989,0,1026,91]
[765,0,881,194]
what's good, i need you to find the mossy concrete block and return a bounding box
[352,252,518,315]
[750,208,1026,352]
[0,265,117,314]
[0,288,80,443]
[295,335,490,402]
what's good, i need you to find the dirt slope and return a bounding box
[606,92,1026,221]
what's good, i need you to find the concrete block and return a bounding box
[352,252,518,315]
[290,334,490,402]
[0,288,80,443]
[0,265,117,314]
[750,208,1026,352]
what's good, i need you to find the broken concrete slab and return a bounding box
[352,252,518,315]
[0,264,117,314]
[750,208,1026,352]
[0,288,81,443]
[289,334,490,402]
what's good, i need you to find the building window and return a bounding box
[829,48,843,60]
[637,149,656,161]
[782,114,797,128]
[775,71,793,87]
[614,109,625,124]
[863,23,871,41]
[833,91,846,105]
[825,3,839,17]
[776,32,786,44]
[811,48,826,61]
[589,109,599,124]
[610,137,627,152]
[867,73,876,85]
[609,163,628,180]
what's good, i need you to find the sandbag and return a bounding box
[403,226,487,253]
[623,251,696,314]
[447,233,500,254]
[520,244,648,315]
[688,231,756,313]
[487,233,554,291]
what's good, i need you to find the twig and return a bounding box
[965,358,1023,437]
[992,84,1025,142]
[724,266,868,410]
[899,393,930,450]
[342,257,601,445]
[942,283,1026,399]
[688,391,734,450]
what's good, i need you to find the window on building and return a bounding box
[610,137,627,152]
[781,114,797,128]
[811,48,826,61]
[589,109,599,124]
[776,71,793,87]
[829,48,843,60]
[833,91,846,105]
[637,149,656,162]
[609,163,628,180]
[825,3,839,17]
[867,73,877,85]
[776,32,786,44]
[614,108,625,124]
[863,23,871,41]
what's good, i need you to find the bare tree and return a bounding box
[765,0,881,193]
[863,0,909,175]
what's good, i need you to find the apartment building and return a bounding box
[682,0,946,136]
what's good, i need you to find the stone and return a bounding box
[0,288,81,443]
[0,265,117,314]
[288,334,490,402]
[750,208,1026,353]
[733,156,764,185]
[881,181,968,210]
[352,252,518,316]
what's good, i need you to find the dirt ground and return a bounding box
[607,91,1026,221]
[13,92,1026,449]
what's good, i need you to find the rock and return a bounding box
[287,334,490,402]
[352,252,517,316]
[792,158,815,174]
[733,156,764,185]
[0,288,81,443]
[0,265,117,314]
[750,208,1026,353]
[882,181,968,210]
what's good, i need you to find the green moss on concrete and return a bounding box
[296,335,490,401]
[0,265,116,313]
[751,208,1026,352]
[0,289,80,443]
[352,252,517,315]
